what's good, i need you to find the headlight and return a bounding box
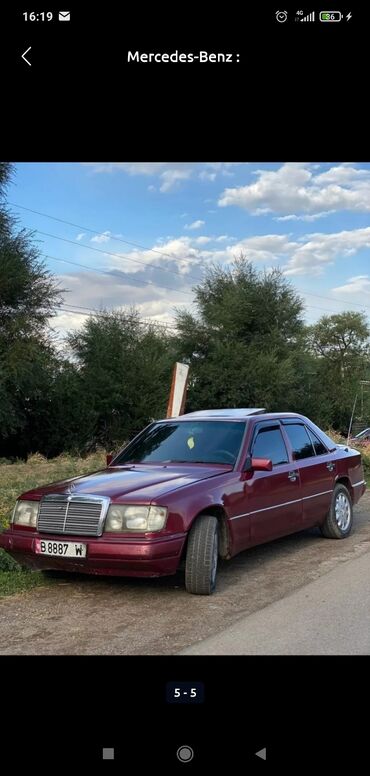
[105,505,167,533]
[12,500,39,528]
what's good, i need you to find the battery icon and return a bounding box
[319,11,343,21]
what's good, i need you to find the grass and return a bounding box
[0,451,106,596]
[0,570,49,597]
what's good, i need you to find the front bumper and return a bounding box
[0,529,187,577]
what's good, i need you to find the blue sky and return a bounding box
[8,162,370,338]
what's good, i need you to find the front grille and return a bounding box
[37,495,108,537]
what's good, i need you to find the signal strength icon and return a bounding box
[301,11,315,21]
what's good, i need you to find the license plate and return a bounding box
[35,539,87,558]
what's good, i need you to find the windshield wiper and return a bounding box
[163,459,208,464]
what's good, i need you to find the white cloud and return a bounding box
[76,232,86,241]
[91,231,111,244]
[283,226,370,276]
[229,234,299,264]
[106,237,202,278]
[57,270,189,320]
[314,166,370,185]
[83,162,241,193]
[274,212,334,222]
[159,168,192,192]
[50,220,370,340]
[81,224,370,286]
[84,162,169,176]
[199,171,216,181]
[218,163,370,219]
[185,220,205,230]
[83,162,192,192]
[195,236,212,244]
[332,275,370,295]
[147,185,156,192]
[205,163,241,172]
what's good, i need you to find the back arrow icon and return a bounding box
[22,46,32,66]
[255,748,267,760]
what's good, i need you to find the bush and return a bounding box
[26,453,47,465]
[0,548,21,572]
[356,440,370,475]
[325,428,347,445]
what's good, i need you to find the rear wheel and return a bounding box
[320,483,353,539]
[185,515,219,595]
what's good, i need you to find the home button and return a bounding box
[177,745,194,763]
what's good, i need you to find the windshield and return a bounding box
[115,420,246,465]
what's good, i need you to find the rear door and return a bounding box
[281,421,335,528]
[233,421,303,549]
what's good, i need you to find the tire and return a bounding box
[185,515,219,595]
[320,483,353,539]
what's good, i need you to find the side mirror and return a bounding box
[106,453,113,466]
[251,457,272,472]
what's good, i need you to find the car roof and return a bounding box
[181,408,266,418]
[161,410,305,422]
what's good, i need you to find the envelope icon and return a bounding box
[59,11,70,21]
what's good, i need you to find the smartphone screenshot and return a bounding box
[0,6,368,772]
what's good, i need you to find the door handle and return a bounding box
[288,470,299,481]
[326,462,335,472]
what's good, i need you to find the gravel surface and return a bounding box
[0,493,369,654]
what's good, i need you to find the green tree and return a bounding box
[68,309,176,450]
[308,312,370,432]
[174,257,306,412]
[0,162,62,456]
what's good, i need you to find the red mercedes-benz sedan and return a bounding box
[0,409,366,594]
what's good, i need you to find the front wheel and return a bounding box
[320,483,353,539]
[185,515,219,595]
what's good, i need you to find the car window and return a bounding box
[114,420,246,465]
[284,424,315,460]
[251,426,289,466]
[306,427,327,455]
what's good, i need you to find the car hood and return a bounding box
[21,464,232,503]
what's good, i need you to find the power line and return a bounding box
[9,202,204,284]
[47,257,369,322]
[62,307,178,328]
[11,201,370,311]
[56,301,368,328]
[38,232,199,292]
[57,303,178,329]
[302,291,370,312]
[43,253,195,297]
[303,303,370,318]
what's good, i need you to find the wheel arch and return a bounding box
[334,475,354,502]
[184,505,231,560]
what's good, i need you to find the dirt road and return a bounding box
[1,494,369,654]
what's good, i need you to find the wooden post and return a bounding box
[166,362,189,418]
